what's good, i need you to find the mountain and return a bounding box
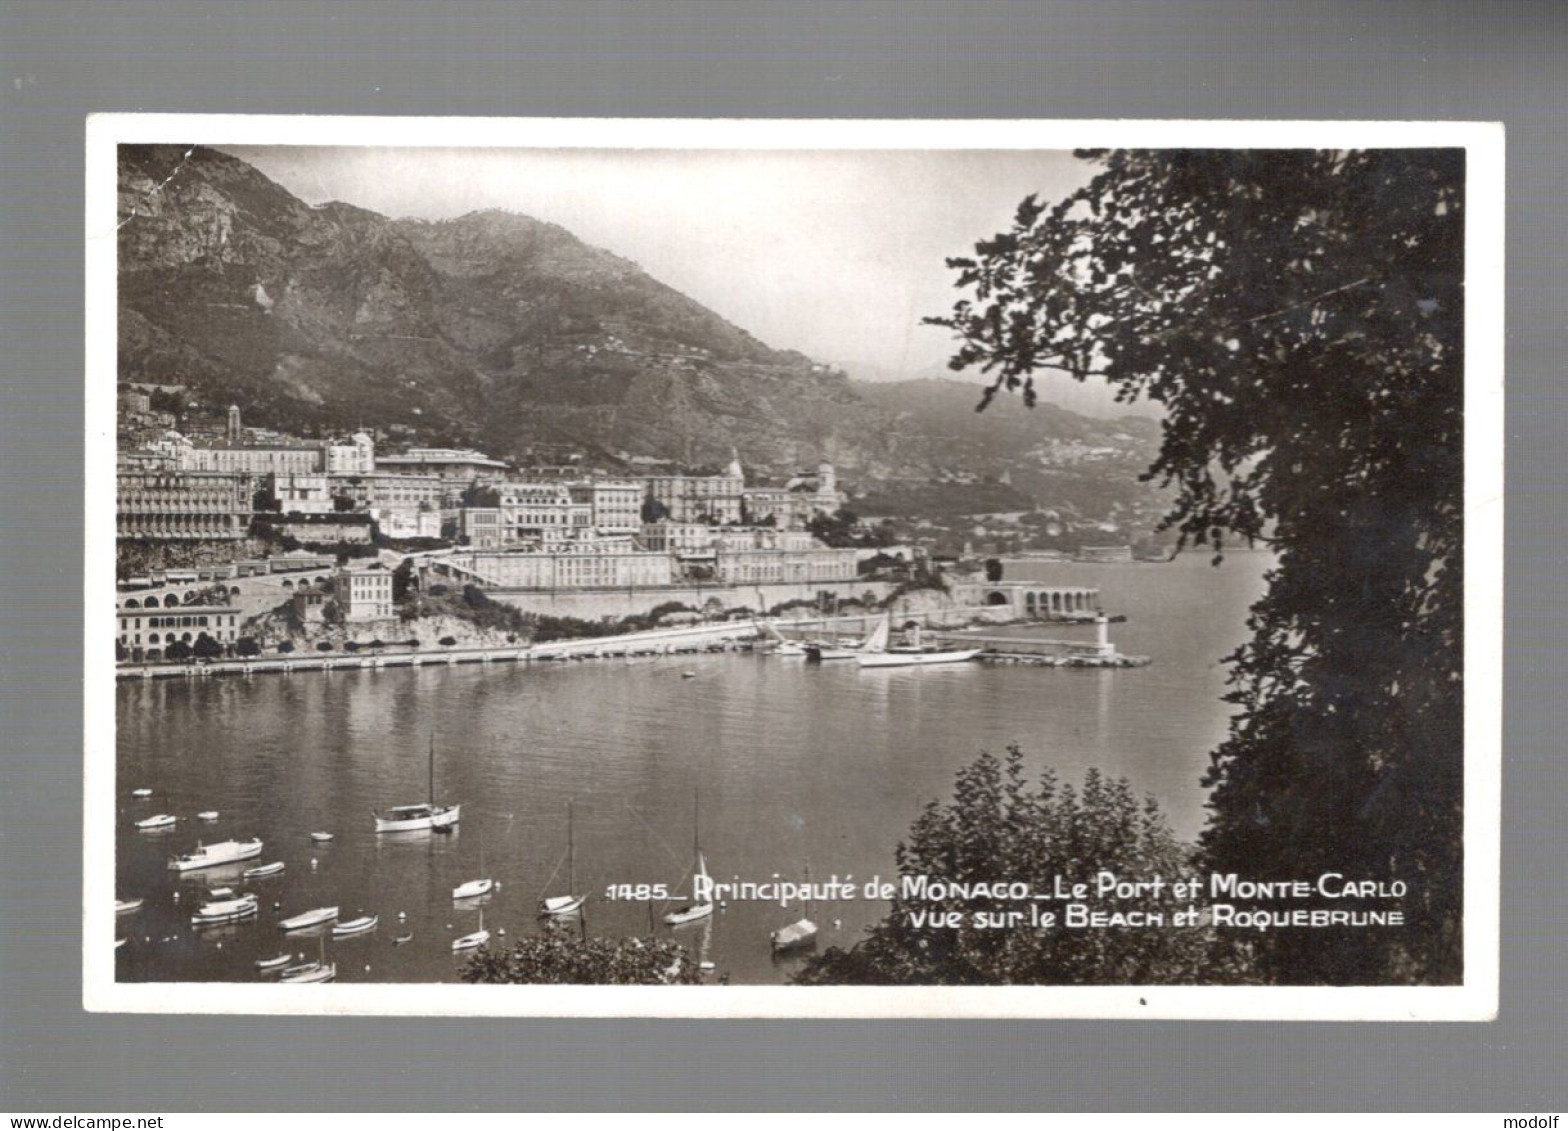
[117,145,1162,509]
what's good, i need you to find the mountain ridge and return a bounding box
[117,144,1159,493]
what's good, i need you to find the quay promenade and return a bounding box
[113,604,1138,681]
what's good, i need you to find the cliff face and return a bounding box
[117,144,1158,491]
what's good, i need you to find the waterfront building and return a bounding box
[339,563,395,621]
[116,470,252,541]
[117,603,242,659]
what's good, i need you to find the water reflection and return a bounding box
[116,553,1270,985]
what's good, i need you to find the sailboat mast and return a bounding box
[428,733,435,806]
[566,798,575,893]
[804,859,812,919]
[693,787,701,857]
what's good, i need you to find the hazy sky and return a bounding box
[222,145,1134,414]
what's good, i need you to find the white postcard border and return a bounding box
[84,114,1504,1020]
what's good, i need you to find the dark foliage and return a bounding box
[461,930,701,985]
[797,747,1247,985]
[928,149,1465,984]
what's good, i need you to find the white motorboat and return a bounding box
[196,810,220,821]
[190,888,259,926]
[243,861,286,879]
[856,615,981,667]
[309,832,334,843]
[168,837,263,872]
[539,799,586,917]
[135,813,177,830]
[663,790,714,926]
[280,961,335,983]
[374,735,461,833]
[452,909,489,952]
[131,788,153,798]
[115,937,127,950]
[332,915,379,937]
[278,906,339,931]
[115,897,144,915]
[255,953,292,971]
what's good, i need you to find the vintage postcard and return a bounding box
[84,116,1503,1019]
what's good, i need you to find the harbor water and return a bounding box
[114,550,1271,985]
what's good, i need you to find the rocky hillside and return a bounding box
[117,145,1162,501]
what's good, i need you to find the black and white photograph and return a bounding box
[85,116,1502,1019]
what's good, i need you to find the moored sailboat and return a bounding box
[374,735,460,833]
[539,799,586,916]
[451,908,490,952]
[663,790,714,926]
[771,860,819,953]
[452,830,496,900]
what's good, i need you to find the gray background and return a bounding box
[2,0,1562,1112]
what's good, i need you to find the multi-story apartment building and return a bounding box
[339,563,395,621]
[453,544,675,590]
[116,470,253,541]
[567,479,643,535]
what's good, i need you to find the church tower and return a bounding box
[226,404,242,442]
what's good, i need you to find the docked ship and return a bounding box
[856,615,982,668]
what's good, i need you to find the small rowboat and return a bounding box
[278,906,338,931]
[243,861,285,879]
[452,878,495,901]
[197,811,220,821]
[451,929,490,952]
[115,937,127,949]
[333,915,379,937]
[136,814,177,830]
[309,832,334,843]
[115,897,144,915]
[132,788,153,798]
[393,933,414,946]
[255,953,292,971]
[280,961,335,983]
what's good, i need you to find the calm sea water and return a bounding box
[114,551,1271,985]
